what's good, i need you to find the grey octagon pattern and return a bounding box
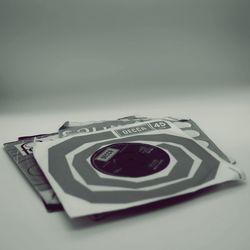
[48,131,219,203]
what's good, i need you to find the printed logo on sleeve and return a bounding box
[95,148,120,162]
[115,121,170,137]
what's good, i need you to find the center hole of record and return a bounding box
[90,143,170,178]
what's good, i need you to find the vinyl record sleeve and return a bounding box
[33,119,245,218]
[4,133,63,211]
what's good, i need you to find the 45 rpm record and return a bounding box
[90,143,170,178]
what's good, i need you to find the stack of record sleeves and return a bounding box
[4,115,245,219]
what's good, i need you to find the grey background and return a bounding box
[0,0,249,112]
[0,1,250,250]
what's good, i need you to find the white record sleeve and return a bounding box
[33,119,245,218]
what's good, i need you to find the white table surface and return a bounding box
[0,88,249,250]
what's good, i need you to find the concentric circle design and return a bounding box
[72,143,193,188]
[48,131,219,204]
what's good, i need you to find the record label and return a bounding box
[90,143,170,178]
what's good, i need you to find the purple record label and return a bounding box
[90,143,170,178]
